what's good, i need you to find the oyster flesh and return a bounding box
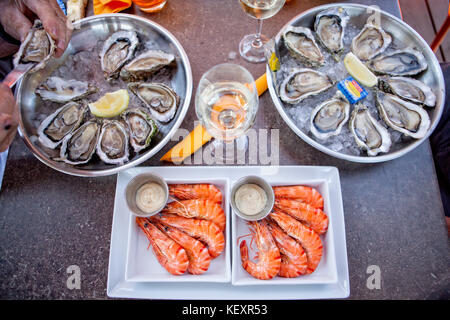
[13,20,55,73]
[282,26,325,67]
[375,91,430,139]
[310,91,350,140]
[351,17,392,61]
[121,108,158,153]
[349,104,392,156]
[59,120,100,165]
[378,76,436,107]
[36,76,97,103]
[314,7,349,55]
[279,68,334,104]
[120,50,175,81]
[100,31,139,79]
[38,101,87,149]
[96,120,130,165]
[128,82,179,123]
[367,48,428,76]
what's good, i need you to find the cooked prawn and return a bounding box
[274,198,329,235]
[270,211,323,274]
[273,185,324,210]
[267,219,308,277]
[240,220,281,280]
[169,184,222,204]
[152,221,211,275]
[152,213,225,258]
[136,217,189,276]
[162,199,226,231]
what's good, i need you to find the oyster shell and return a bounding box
[121,108,158,153]
[96,120,130,165]
[310,91,350,140]
[38,101,87,149]
[100,31,139,79]
[128,82,179,123]
[378,76,436,107]
[314,7,349,55]
[349,104,392,156]
[36,76,97,103]
[120,50,175,81]
[351,17,392,61]
[282,26,325,67]
[375,91,430,139]
[59,120,100,165]
[279,68,334,104]
[13,20,56,73]
[367,48,428,76]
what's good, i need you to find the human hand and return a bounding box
[0,83,18,152]
[0,0,72,58]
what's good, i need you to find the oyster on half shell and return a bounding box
[96,120,130,165]
[367,48,428,76]
[121,108,158,153]
[13,20,55,73]
[38,101,87,149]
[128,82,179,123]
[378,76,436,107]
[349,104,392,156]
[310,91,350,140]
[282,26,325,67]
[120,50,175,81]
[375,91,430,139]
[279,68,334,104]
[59,120,100,165]
[100,31,139,79]
[36,76,97,103]
[351,17,392,61]
[314,7,350,55]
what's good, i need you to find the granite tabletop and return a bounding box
[0,0,449,300]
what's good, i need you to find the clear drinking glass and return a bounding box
[239,0,286,63]
[195,63,258,161]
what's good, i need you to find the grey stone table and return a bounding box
[0,0,449,299]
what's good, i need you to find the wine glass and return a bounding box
[195,63,258,162]
[239,0,286,63]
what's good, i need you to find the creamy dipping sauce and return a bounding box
[135,182,166,214]
[235,183,267,216]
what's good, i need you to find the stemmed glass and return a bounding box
[239,0,286,63]
[195,63,258,162]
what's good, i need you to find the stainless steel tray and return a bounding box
[266,3,445,163]
[15,13,193,176]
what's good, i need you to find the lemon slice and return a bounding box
[344,52,378,87]
[89,89,129,117]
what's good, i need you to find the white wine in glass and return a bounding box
[239,0,285,63]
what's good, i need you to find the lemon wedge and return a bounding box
[89,89,129,117]
[343,52,378,87]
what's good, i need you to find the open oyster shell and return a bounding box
[279,68,334,104]
[36,76,97,103]
[59,120,100,165]
[310,91,350,140]
[100,31,139,79]
[375,91,430,139]
[367,48,428,76]
[121,108,158,153]
[282,26,325,67]
[349,104,392,156]
[128,82,179,123]
[351,17,392,61]
[13,20,55,73]
[314,7,349,55]
[96,120,130,165]
[120,50,175,81]
[38,101,87,149]
[378,76,436,107]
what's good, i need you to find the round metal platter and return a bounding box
[16,13,193,176]
[267,3,445,163]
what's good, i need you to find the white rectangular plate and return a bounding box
[107,166,349,299]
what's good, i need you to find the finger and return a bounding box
[0,125,18,153]
[0,3,33,41]
[0,84,17,116]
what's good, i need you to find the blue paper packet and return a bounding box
[57,0,67,15]
[337,77,368,104]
